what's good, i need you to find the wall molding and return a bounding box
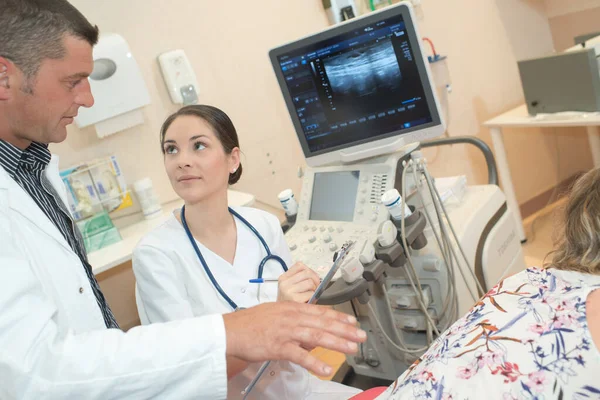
[519,171,584,219]
[545,0,600,18]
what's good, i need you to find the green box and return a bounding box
[76,211,122,253]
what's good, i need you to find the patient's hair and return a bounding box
[546,168,600,275]
[160,105,243,185]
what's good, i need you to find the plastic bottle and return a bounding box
[133,178,162,219]
[381,188,412,221]
[277,189,298,217]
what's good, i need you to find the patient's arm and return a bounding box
[587,289,600,351]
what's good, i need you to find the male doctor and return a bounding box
[0,0,366,398]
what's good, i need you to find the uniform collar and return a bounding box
[0,140,51,178]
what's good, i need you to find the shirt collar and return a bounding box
[0,140,51,178]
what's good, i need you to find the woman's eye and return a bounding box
[194,142,206,151]
[165,145,178,154]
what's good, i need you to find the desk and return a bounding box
[484,104,600,242]
[90,189,255,275]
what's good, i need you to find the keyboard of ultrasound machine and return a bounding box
[285,221,378,281]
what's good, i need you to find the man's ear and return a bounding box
[0,57,13,100]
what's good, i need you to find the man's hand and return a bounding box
[277,262,321,303]
[222,302,366,376]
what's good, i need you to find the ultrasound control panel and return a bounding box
[285,160,396,278]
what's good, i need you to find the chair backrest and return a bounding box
[135,284,151,325]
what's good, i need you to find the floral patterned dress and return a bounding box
[375,268,600,400]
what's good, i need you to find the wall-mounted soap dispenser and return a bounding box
[158,49,199,105]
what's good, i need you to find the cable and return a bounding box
[400,161,441,336]
[415,159,478,304]
[422,37,437,57]
[430,173,460,324]
[366,157,464,363]
[400,166,448,342]
[421,166,479,302]
[422,164,485,298]
[410,166,457,322]
[367,302,429,356]
[381,282,434,351]
[411,166,459,326]
[425,165,485,296]
[350,299,365,361]
[426,319,433,345]
[380,283,412,349]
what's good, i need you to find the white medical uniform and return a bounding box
[0,156,228,399]
[133,206,362,400]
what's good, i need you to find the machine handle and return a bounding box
[419,136,498,186]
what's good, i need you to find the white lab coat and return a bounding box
[133,207,362,400]
[0,155,230,399]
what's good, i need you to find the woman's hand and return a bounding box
[277,262,321,303]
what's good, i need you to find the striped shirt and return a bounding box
[0,139,119,329]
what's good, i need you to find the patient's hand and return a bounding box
[277,262,321,303]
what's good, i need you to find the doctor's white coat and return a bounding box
[133,207,362,400]
[0,156,229,399]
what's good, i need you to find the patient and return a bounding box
[372,168,600,399]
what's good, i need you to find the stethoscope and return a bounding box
[180,206,288,310]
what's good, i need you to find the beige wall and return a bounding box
[57,0,330,211]
[544,0,600,18]
[415,0,592,203]
[547,6,600,51]
[54,0,593,213]
[542,2,600,203]
[537,0,600,188]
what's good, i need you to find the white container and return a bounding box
[435,175,467,204]
[381,189,412,221]
[278,189,298,216]
[75,33,151,138]
[133,178,162,219]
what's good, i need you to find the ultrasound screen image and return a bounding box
[273,12,435,154]
[315,35,416,125]
[324,39,401,100]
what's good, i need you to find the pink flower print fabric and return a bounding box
[374,268,600,400]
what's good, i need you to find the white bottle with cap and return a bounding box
[133,177,162,219]
[381,189,412,221]
[278,189,298,217]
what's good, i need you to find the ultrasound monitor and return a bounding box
[269,3,444,167]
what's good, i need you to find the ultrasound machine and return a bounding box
[268,3,526,381]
